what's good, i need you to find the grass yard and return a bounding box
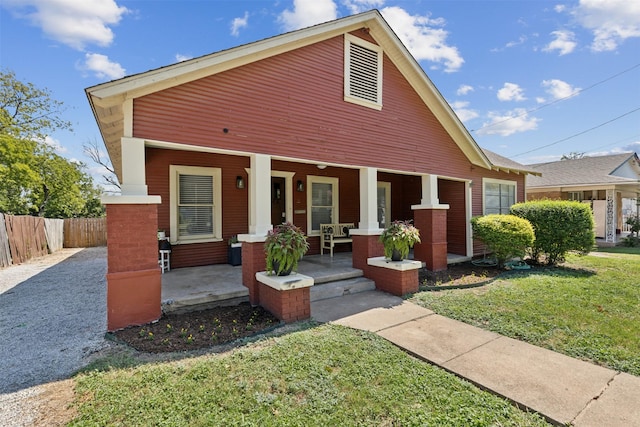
[412,250,640,376]
[70,325,548,426]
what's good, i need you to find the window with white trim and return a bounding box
[483,178,516,215]
[307,176,339,235]
[568,191,583,201]
[169,165,222,243]
[344,34,383,110]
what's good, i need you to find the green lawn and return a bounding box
[412,251,640,376]
[70,326,548,426]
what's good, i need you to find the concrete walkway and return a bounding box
[312,291,640,426]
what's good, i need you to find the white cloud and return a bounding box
[343,0,385,14]
[82,53,125,80]
[541,79,581,100]
[4,0,128,50]
[41,135,67,153]
[381,6,464,73]
[450,101,479,122]
[569,0,640,52]
[278,0,338,31]
[175,53,192,62]
[231,11,249,36]
[543,30,577,55]
[497,82,527,102]
[476,109,540,136]
[456,84,474,96]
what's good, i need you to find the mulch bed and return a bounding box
[420,261,502,289]
[111,303,280,353]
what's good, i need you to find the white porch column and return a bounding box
[120,137,148,196]
[606,189,616,243]
[248,154,272,236]
[421,174,440,207]
[357,167,381,231]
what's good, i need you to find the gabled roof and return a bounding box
[482,149,541,176]
[526,152,640,188]
[87,10,496,179]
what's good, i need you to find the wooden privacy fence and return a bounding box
[64,217,107,248]
[2,214,49,266]
[0,214,106,268]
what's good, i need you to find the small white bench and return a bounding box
[320,223,355,257]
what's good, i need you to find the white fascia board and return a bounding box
[367,19,492,171]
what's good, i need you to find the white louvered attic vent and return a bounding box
[345,34,383,109]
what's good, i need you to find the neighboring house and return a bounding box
[86,10,537,330]
[526,153,640,244]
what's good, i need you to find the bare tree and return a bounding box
[561,152,585,160]
[83,138,121,192]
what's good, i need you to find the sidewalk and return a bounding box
[312,291,640,426]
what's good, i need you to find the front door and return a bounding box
[271,177,286,227]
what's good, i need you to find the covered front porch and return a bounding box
[160,252,470,315]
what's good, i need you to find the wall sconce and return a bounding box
[296,180,304,192]
[236,176,245,189]
[469,180,474,187]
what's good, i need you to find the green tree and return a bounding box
[0,70,104,217]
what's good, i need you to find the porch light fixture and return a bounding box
[317,164,327,170]
[296,180,304,192]
[236,176,245,189]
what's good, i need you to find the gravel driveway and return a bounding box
[0,247,107,394]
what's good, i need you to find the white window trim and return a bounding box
[344,33,383,110]
[169,165,222,245]
[307,175,339,236]
[482,177,517,215]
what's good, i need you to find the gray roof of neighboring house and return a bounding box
[481,149,541,175]
[526,152,640,187]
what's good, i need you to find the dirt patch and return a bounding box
[112,303,280,353]
[25,380,77,427]
[420,261,502,288]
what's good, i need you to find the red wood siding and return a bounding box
[146,147,250,268]
[134,32,474,178]
[438,179,466,255]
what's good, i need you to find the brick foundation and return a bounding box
[413,208,448,271]
[105,203,161,331]
[258,284,311,322]
[367,258,420,296]
[351,234,384,273]
[242,241,266,305]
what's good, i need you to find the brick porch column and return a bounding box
[413,207,449,272]
[350,232,384,275]
[103,197,162,331]
[240,237,267,305]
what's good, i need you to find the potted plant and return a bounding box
[228,235,242,266]
[379,220,421,261]
[265,222,310,276]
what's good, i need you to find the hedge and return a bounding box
[471,214,535,268]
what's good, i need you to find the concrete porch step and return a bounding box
[310,276,376,302]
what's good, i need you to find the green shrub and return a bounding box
[471,214,535,268]
[510,200,595,265]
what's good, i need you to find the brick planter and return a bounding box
[255,272,313,322]
[367,257,421,296]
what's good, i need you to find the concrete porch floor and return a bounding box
[161,251,470,314]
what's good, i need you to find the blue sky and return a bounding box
[1,0,639,187]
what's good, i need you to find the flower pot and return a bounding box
[272,260,293,276]
[391,248,403,262]
[228,245,242,266]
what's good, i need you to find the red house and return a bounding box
[86,10,536,330]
